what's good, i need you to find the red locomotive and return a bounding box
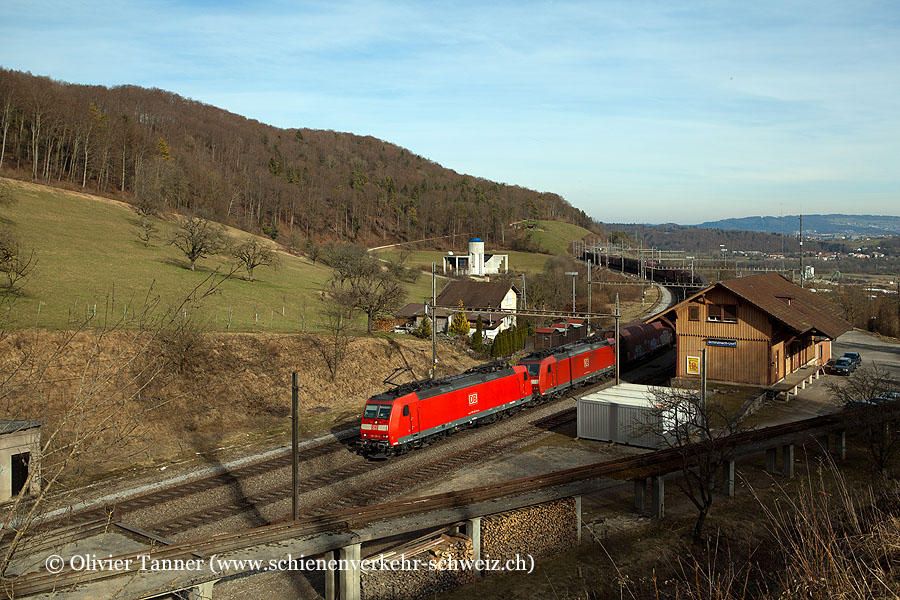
[518,337,616,398]
[359,321,673,457]
[360,364,532,456]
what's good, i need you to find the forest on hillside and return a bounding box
[0,68,597,247]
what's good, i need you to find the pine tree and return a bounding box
[417,316,432,339]
[471,315,484,351]
[449,300,470,337]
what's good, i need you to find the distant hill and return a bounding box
[0,68,597,250]
[697,214,900,237]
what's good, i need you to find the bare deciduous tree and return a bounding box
[0,268,233,589]
[169,216,226,271]
[136,216,156,247]
[232,238,279,282]
[324,244,406,333]
[827,365,900,476]
[648,386,742,542]
[0,227,34,293]
[309,292,354,381]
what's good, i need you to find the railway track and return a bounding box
[150,406,577,536]
[12,404,875,599]
[3,432,352,541]
[14,350,672,547]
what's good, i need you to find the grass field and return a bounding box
[1,179,433,331]
[527,220,592,255]
[1,179,606,332]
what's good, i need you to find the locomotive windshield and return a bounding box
[524,363,542,377]
[364,404,392,419]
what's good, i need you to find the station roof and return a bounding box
[648,272,851,340]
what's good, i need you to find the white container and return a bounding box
[576,383,699,449]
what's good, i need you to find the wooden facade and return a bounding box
[650,274,850,387]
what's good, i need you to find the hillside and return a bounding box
[0,178,435,331]
[698,214,900,237]
[601,222,812,254]
[0,68,598,251]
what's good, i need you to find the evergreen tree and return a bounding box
[449,300,470,337]
[471,315,484,351]
[417,316,432,339]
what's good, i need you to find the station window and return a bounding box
[688,306,700,321]
[707,304,737,323]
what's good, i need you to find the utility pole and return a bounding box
[614,293,620,386]
[521,273,527,310]
[431,262,437,378]
[799,212,804,288]
[291,371,299,521]
[587,259,592,334]
[565,272,578,316]
[700,348,707,414]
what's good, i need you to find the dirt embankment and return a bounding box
[0,330,479,486]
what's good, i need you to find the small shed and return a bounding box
[0,420,42,502]
[576,384,700,449]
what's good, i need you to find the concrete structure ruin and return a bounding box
[0,420,42,503]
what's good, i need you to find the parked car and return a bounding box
[845,391,900,410]
[832,357,856,376]
[842,352,862,367]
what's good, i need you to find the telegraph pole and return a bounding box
[291,371,299,521]
[521,273,527,310]
[614,293,620,386]
[431,262,437,378]
[586,259,592,333]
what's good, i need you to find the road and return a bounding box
[744,329,900,427]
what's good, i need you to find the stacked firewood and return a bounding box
[481,498,578,566]
[362,532,475,600]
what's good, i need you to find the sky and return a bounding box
[1,1,898,224]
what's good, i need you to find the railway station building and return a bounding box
[646,272,851,386]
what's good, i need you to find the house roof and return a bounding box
[720,273,850,339]
[0,420,43,435]
[395,303,426,318]
[436,280,519,310]
[650,272,851,340]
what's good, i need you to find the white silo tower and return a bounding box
[468,238,485,276]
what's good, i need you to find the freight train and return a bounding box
[581,251,706,288]
[359,321,673,457]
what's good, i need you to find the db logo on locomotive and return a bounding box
[468,393,478,405]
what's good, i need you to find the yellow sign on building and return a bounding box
[686,356,700,375]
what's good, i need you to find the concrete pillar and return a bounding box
[188,580,216,600]
[324,551,336,600]
[782,444,795,479]
[465,517,482,579]
[650,475,665,520]
[574,496,582,545]
[339,543,361,600]
[633,479,646,514]
[765,447,777,473]
[725,459,735,498]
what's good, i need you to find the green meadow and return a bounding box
[1,180,434,332]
